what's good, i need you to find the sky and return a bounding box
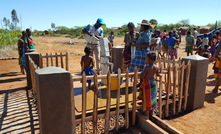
[0,0,220,31]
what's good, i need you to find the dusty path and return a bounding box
[0,36,221,133]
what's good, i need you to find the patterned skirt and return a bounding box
[129,49,147,72]
[168,46,177,57]
[138,78,158,111]
[214,56,221,79]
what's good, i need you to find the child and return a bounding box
[80,46,95,89]
[185,31,194,56]
[137,52,162,117]
[161,36,168,58]
[195,37,202,55]
[202,34,209,53]
[210,34,218,57]
[166,32,179,60]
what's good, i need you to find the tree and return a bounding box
[150,19,158,26]
[3,17,10,29]
[51,23,56,31]
[11,9,19,30]
[178,19,190,26]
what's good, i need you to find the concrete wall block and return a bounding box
[35,67,73,134]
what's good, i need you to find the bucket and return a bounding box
[110,77,118,90]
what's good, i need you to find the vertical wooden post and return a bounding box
[172,65,177,115]
[183,61,191,110]
[39,54,43,68]
[72,78,76,134]
[115,68,121,131]
[46,53,49,67]
[125,69,129,129]
[56,52,59,67]
[178,62,185,112]
[66,52,69,71]
[132,67,138,125]
[158,65,163,118]
[93,72,98,134]
[104,71,111,134]
[50,53,53,66]
[60,52,64,68]
[165,66,170,117]
[81,72,86,134]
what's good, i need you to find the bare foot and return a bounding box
[208,89,218,93]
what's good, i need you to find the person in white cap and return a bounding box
[82,18,104,73]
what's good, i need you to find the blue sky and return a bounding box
[0,0,220,31]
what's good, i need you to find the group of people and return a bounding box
[17,28,35,74]
[80,18,221,116]
[81,18,163,116]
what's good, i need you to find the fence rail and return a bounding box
[39,52,68,70]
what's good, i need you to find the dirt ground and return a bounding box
[1,36,221,133]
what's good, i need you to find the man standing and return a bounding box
[82,18,104,73]
[192,28,199,48]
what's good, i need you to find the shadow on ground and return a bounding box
[0,88,39,133]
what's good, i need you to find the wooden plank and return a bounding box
[165,66,170,117]
[39,54,43,68]
[50,53,53,66]
[60,52,64,68]
[115,68,121,131]
[81,72,86,134]
[55,52,59,67]
[151,115,184,134]
[66,52,69,71]
[93,73,98,134]
[104,71,111,134]
[125,69,129,129]
[158,65,163,118]
[183,61,191,110]
[72,72,140,81]
[178,62,185,112]
[172,65,177,115]
[132,67,138,125]
[46,53,49,67]
[40,54,67,58]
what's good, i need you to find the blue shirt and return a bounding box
[166,37,176,47]
[136,30,151,51]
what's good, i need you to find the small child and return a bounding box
[210,34,218,57]
[137,51,162,117]
[195,37,202,55]
[80,46,95,89]
[161,36,168,58]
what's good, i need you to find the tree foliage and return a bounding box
[11,9,19,30]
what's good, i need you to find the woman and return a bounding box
[123,22,139,69]
[17,31,28,74]
[129,19,152,72]
[26,28,35,50]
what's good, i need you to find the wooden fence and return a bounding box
[28,56,39,96]
[39,52,69,70]
[71,60,191,133]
